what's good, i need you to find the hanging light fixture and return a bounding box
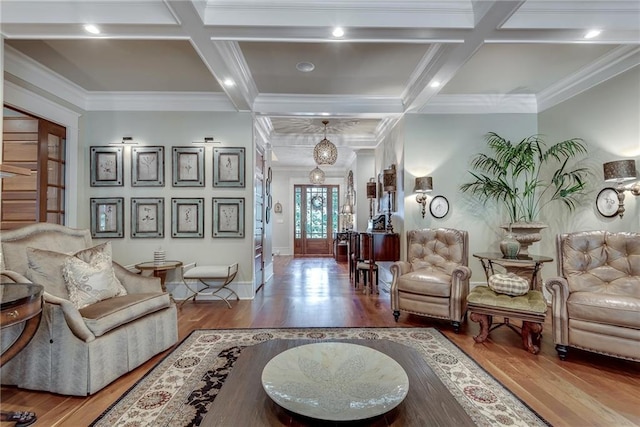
[313,120,338,165]
[309,166,325,185]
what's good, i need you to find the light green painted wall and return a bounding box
[81,110,256,294]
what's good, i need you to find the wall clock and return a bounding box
[596,187,619,218]
[429,195,449,219]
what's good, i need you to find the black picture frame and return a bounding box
[172,146,205,187]
[213,197,245,238]
[90,197,124,238]
[132,146,164,187]
[171,198,204,238]
[213,147,245,187]
[90,146,123,187]
[131,197,164,238]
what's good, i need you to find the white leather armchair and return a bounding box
[391,228,471,332]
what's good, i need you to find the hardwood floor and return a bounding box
[1,256,639,426]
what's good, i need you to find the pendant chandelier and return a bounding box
[309,166,325,185]
[313,120,338,165]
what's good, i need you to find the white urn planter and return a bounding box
[500,222,547,256]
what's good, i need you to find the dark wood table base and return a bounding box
[202,339,475,426]
[469,306,545,354]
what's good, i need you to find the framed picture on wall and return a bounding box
[213,147,245,187]
[213,197,245,238]
[131,197,164,238]
[171,198,204,238]
[172,146,205,187]
[132,146,164,187]
[90,197,124,238]
[90,146,123,187]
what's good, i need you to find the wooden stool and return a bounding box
[467,286,547,354]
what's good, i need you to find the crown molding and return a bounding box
[85,92,236,111]
[537,45,640,112]
[418,94,538,114]
[4,45,88,109]
[201,1,474,28]
[253,94,404,117]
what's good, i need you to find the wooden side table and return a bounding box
[135,260,183,293]
[1,282,44,427]
[473,252,553,291]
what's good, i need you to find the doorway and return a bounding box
[2,107,66,229]
[293,185,339,257]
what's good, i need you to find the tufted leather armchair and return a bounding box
[390,228,471,332]
[546,231,640,361]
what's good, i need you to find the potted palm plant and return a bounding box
[460,132,589,254]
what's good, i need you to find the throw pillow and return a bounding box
[488,273,530,296]
[62,256,120,309]
[25,247,71,299]
[72,242,127,297]
[25,242,127,308]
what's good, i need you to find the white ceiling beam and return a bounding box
[201,0,474,28]
[537,45,640,112]
[166,0,257,111]
[404,0,526,112]
[253,94,404,117]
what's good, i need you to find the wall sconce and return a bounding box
[366,178,377,219]
[414,176,433,218]
[111,136,137,145]
[383,164,397,233]
[603,159,640,218]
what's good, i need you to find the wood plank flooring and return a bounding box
[1,256,639,426]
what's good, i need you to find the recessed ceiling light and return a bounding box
[223,79,235,87]
[332,27,344,38]
[84,24,100,34]
[584,29,601,39]
[430,81,441,88]
[296,61,315,72]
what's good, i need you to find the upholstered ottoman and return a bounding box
[467,285,547,354]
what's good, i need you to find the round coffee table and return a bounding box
[1,282,44,427]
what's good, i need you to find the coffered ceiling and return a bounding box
[1,1,639,171]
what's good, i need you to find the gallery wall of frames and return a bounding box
[89,145,246,240]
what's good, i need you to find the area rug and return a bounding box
[91,328,549,427]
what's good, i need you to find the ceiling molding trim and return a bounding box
[253,94,404,117]
[503,2,640,30]
[375,117,403,144]
[270,133,377,147]
[4,45,88,110]
[209,41,259,107]
[418,94,537,114]
[4,80,81,124]
[202,0,474,28]
[404,1,527,112]
[84,92,236,112]
[0,1,181,25]
[402,43,449,108]
[537,45,640,112]
[254,115,274,142]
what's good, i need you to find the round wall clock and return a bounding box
[596,187,619,218]
[429,195,449,218]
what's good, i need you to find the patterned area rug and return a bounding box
[91,328,549,427]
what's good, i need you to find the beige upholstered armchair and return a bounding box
[546,231,640,361]
[390,228,471,332]
[1,223,178,395]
